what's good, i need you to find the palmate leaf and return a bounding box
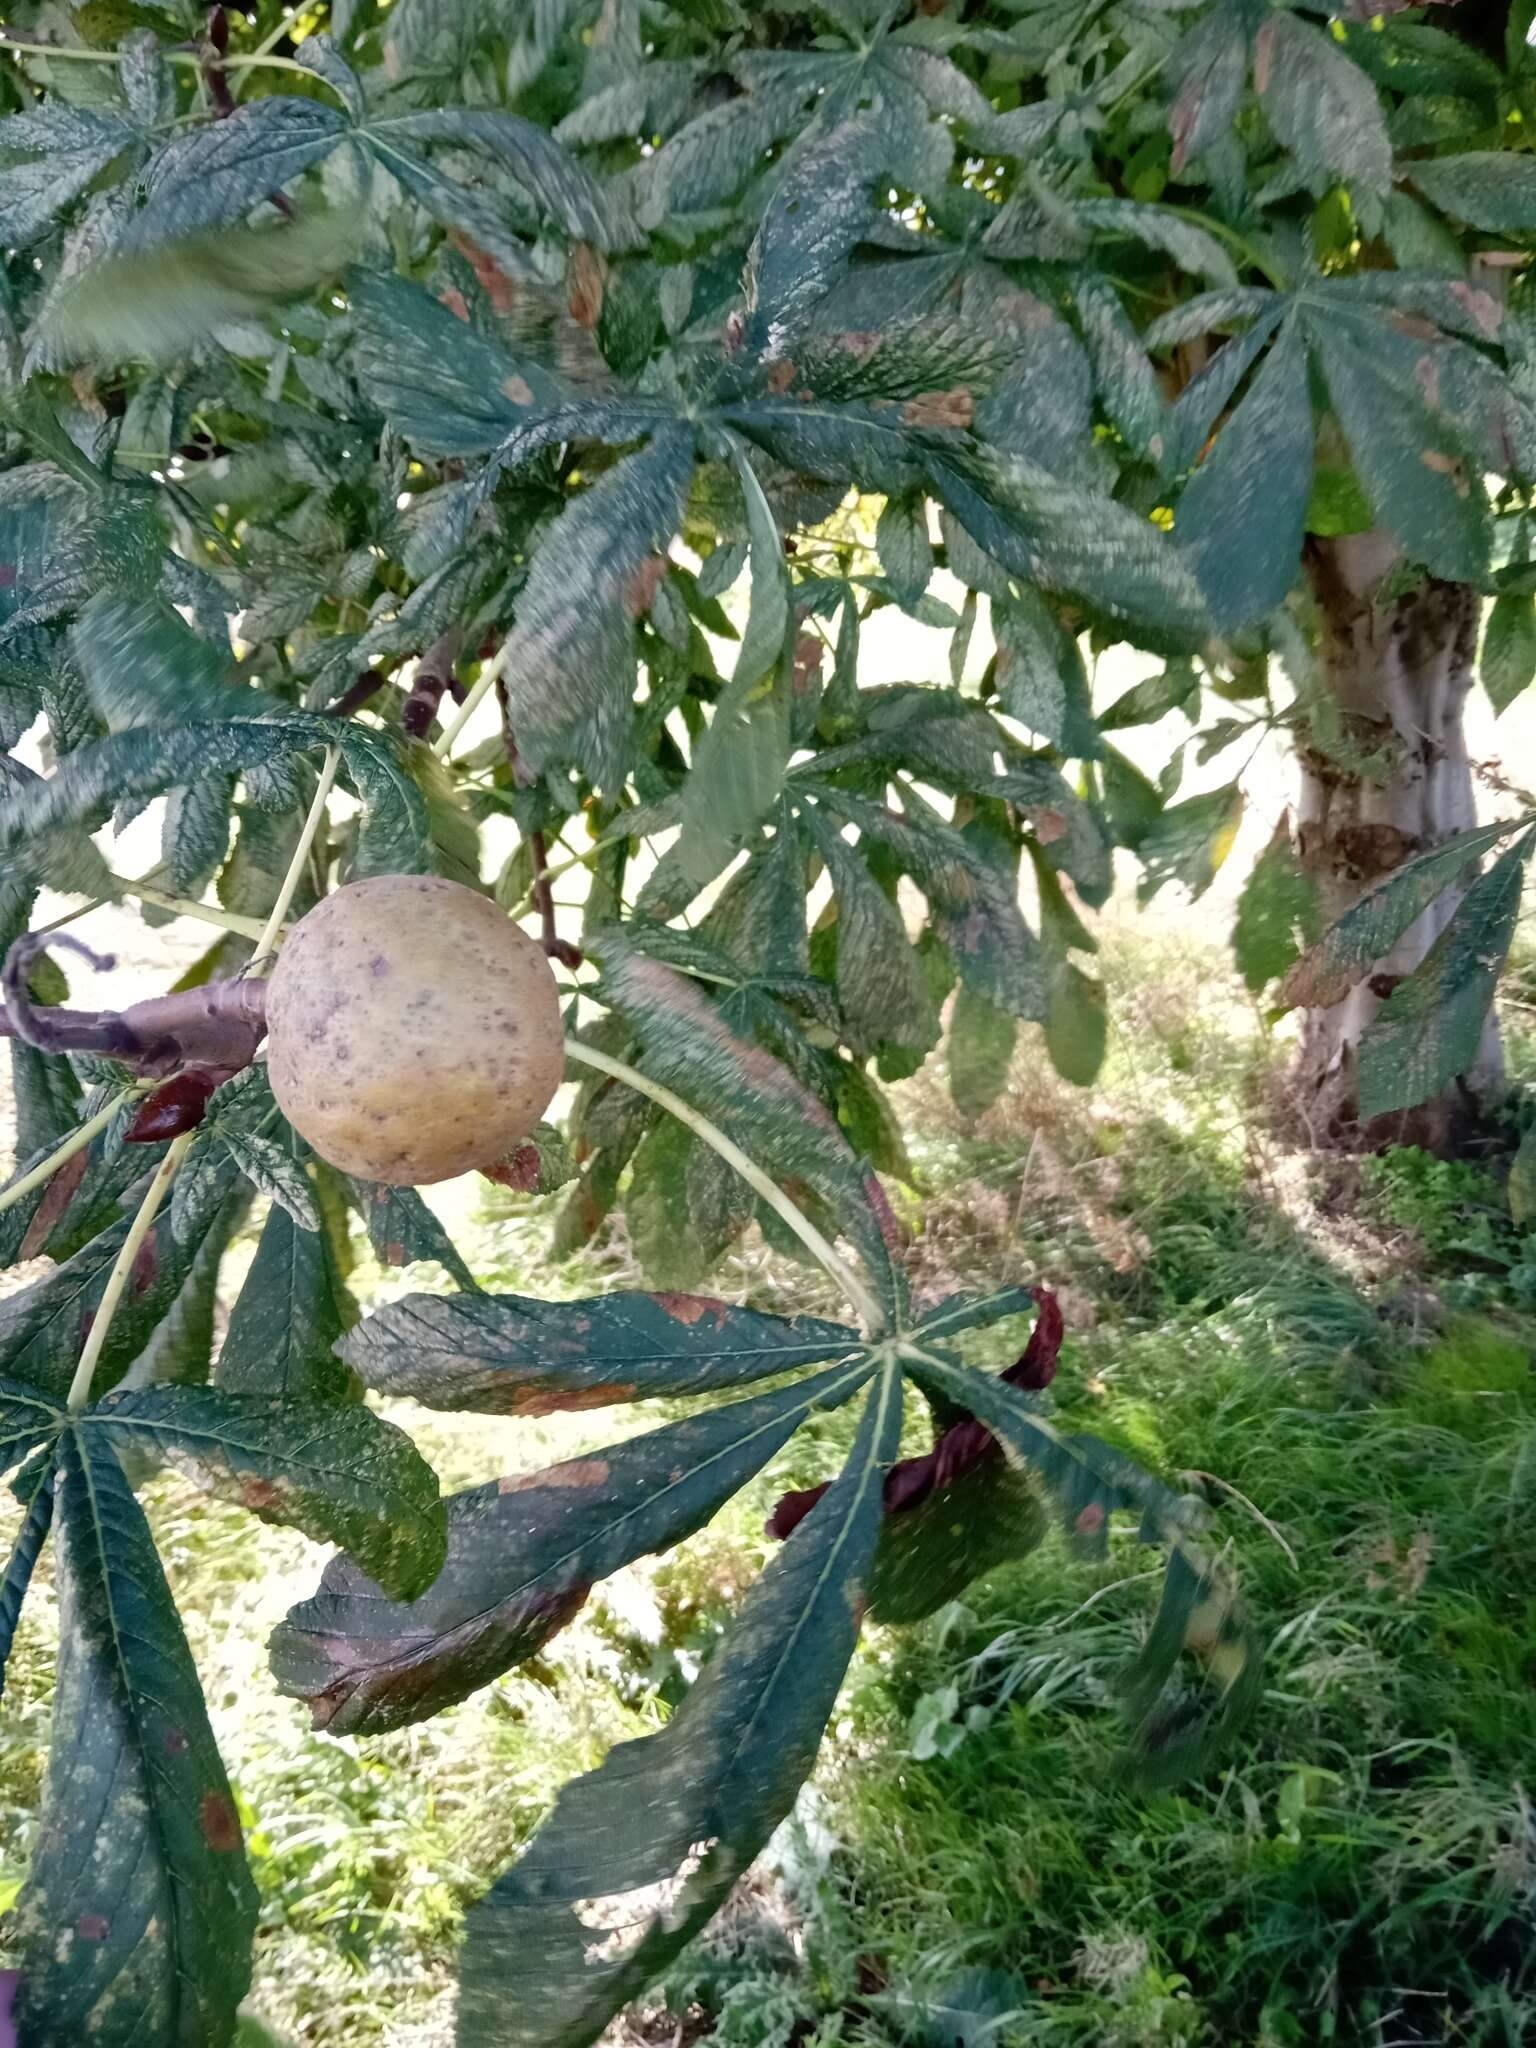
[1409,152,1536,232]
[117,97,349,251]
[89,1388,446,1599]
[1279,820,1521,1011]
[1357,837,1534,1120]
[271,1354,872,1734]
[0,102,139,250]
[368,111,611,248]
[338,1287,858,1413]
[14,1430,258,2048]
[904,1352,1257,1770]
[0,718,429,879]
[456,1362,901,2048]
[1253,10,1391,202]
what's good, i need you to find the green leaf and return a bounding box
[90,1388,445,1600]
[1045,960,1108,1088]
[1233,819,1323,994]
[1410,153,1536,231]
[1357,838,1531,1119]
[876,493,935,609]
[1280,821,1519,1010]
[1482,593,1536,714]
[1170,14,1248,174]
[0,1377,63,1477]
[456,1363,902,2048]
[1510,1124,1536,1229]
[677,448,793,885]
[598,936,904,1308]
[347,1178,480,1291]
[0,103,136,249]
[1254,12,1390,201]
[991,591,1096,755]
[805,811,941,1061]
[869,1458,1048,1627]
[1176,321,1314,631]
[1136,785,1244,904]
[216,1195,353,1404]
[813,786,1047,1022]
[371,110,610,247]
[120,98,348,250]
[215,1129,321,1233]
[1310,322,1489,585]
[271,1356,871,1734]
[902,1353,1257,1770]
[14,1428,257,2047]
[947,985,1017,1122]
[163,776,234,901]
[347,268,565,457]
[741,118,878,362]
[502,428,696,784]
[1073,276,1168,468]
[1,1468,55,1702]
[338,1287,858,1413]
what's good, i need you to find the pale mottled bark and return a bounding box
[1293,532,1500,1149]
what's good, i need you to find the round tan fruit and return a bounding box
[266,875,563,1185]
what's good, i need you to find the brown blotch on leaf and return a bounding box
[76,1914,110,1943]
[1253,20,1274,93]
[0,564,16,590]
[242,1478,281,1512]
[626,555,670,617]
[902,387,974,430]
[483,1143,542,1192]
[18,1147,90,1262]
[164,1727,188,1756]
[568,244,607,330]
[130,1235,158,1299]
[1029,808,1069,846]
[1075,1502,1107,1538]
[501,1458,610,1493]
[509,1380,637,1416]
[382,1239,408,1266]
[449,232,520,316]
[199,1790,241,1853]
[766,359,798,395]
[439,288,471,323]
[654,1292,728,1327]
[502,374,535,406]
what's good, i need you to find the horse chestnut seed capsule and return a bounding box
[265,875,563,1185]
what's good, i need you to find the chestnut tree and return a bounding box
[0,0,1534,2041]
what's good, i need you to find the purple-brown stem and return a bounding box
[402,629,465,741]
[327,668,388,720]
[2,932,269,1074]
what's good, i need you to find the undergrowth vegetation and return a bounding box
[5,925,1536,2047]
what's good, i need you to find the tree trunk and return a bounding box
[1291,531,1501,1153]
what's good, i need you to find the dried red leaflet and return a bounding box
[125,1069,223,1143]
[765,1288,1064,1540]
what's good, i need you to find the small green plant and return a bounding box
[1363,1145,1536,1310]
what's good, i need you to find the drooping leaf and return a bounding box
[270,1355,871,1734]
[805,810,941,1061]
[1135,785,1244,904]
[14,1428,258,2048]
[500,428,696,784]
[1045,959,1108,1088]
[1176,321,1314,631]
[347,1178,480,1291]
[0,1467,55,1703]
[677,447,792,885]
[455,1363,902,2048]
[0,103,137,250]
[89,1389,445,1600]
[1233,817,1323,994]
[869,1457,1048,1627]
[1280,821,1519,1010]
[338,1287,858,1413]
[597,937,904,1310]
[741,119,879,363]
[947,984,1017,1123]
[1482,592,1536,714]
[1357,837,1532,1119]
[876,493,935,609]
[0,1377,63,1477]
[903,1352,1257,1770]
[215,1196,353,1404]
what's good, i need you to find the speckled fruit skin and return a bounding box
[266,875,564,1185]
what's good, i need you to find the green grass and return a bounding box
[5,926,1536,2046]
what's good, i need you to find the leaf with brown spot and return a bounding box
[91,1387,447,1599]
[272,1357,872,1736]
[457,1364,900,2046]
[902,387,974,430]
[337,1285,859,1413]
[14,1427,257,2046]
[567,243,607,329]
